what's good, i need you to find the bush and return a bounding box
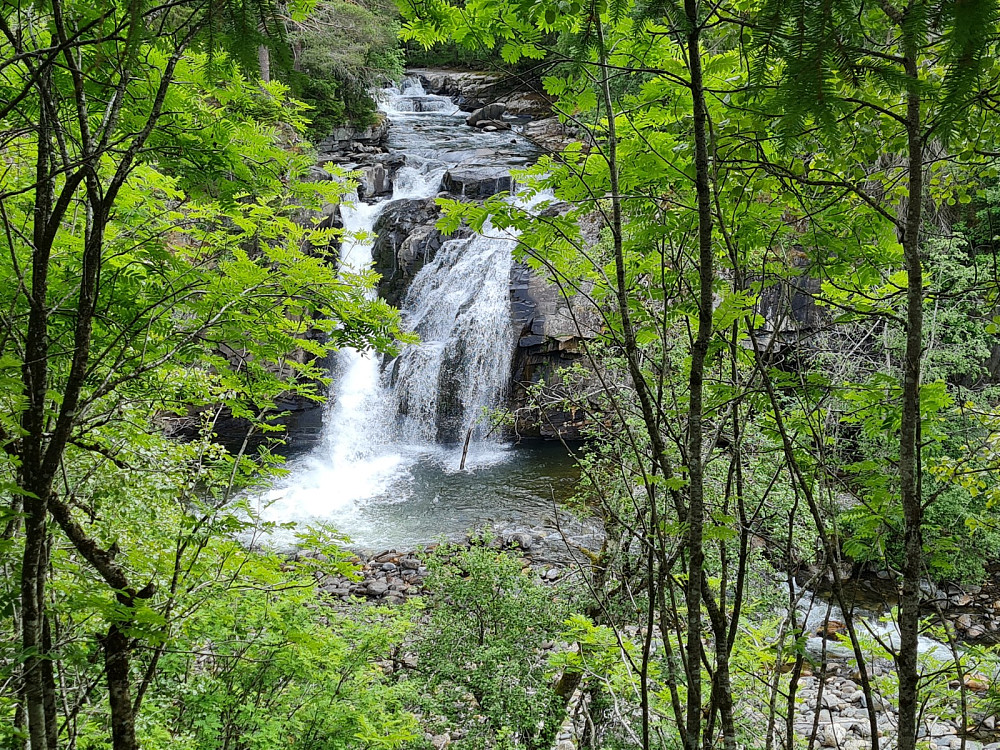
[413,540,569,750]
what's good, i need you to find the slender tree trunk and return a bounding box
[896,41,925,750]
[683,1,713,748]
[41,570,59,750]
[258,44,271,83]
[21,72,57,750]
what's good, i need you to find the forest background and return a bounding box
[3,1,1000,750]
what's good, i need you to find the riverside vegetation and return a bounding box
[4,1,1000,750]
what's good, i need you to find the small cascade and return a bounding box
[380,76,459,115]
[389,225,516,444]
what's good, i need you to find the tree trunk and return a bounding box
[103,618,139,750]
[896,42,925,750]
[258,44,271,82]
[683,1,713,748]
[21,75,57,750]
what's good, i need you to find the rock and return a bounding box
[466,103,507,127]
[545,568,560,581]
[413,69,554,116]
[821,724,848,747]
[821,693,844,710]
[381,562,397,572]
[958,614,974,630]
[400,556,421,570]
[507,532,535,550]
[366,580,389,597]
[968,626,985,639]
[356,162,395,199]
[965,673,990,692]
[815,620,847,641]
[521,116,578,152]
[507,251,603,440]
[431,734,450,750]
[440,165,513,198]
[316,117,389,157]
[929,723,955,738]
[475,119,510,131]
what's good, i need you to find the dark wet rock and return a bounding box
[371,198,470,307]
[440,166,513,198]
[507,209,605,440]
[159,390,326,454]
[466,103,507,127]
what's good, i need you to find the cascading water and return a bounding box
[249,78,577,548]
[390,226,515,445]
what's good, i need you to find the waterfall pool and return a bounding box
[248,441,580,551]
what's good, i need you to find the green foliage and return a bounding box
[414,541,569,750]
[0,432,419,748]
[147,553,418,750]
[288,0,405,134]
[0,1,409,744]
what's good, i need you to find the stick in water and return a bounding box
[459,427,473,470]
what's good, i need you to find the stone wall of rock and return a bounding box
[411,69,554,117]
[372,198,471,308]
[508,262,602,440]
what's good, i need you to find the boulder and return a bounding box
[816,619,847,640]
[466,103,507,127]
[372,198,470,307]
[316,117,389,159]
[521,116,578,152]
[440,166,513,198]
[358,163,391,199]
[475,119,510,131]
[366,580,389,597]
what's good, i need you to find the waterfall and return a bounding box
[390,226,515,445]
[249,78,547,547]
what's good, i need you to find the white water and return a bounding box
[247,79,551,548]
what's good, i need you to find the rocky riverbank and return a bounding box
[301,514,604,607]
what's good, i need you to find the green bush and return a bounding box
[413,541,569,750]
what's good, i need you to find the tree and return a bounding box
[0,1,402,746]
[748,4,1000,747]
